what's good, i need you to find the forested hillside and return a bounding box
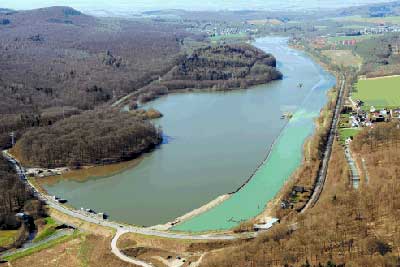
[135,44,282,103]
[0,157,45,250]
[0,7,282,167]
[16,110,162,168]
[202,122,400,267]
[162,44,281,90]
[354,34,400,77]
[0,6,187,149]
[0,159,30,229]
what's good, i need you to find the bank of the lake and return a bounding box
[43,37,335,230]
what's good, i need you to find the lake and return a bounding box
[43,37,336,230]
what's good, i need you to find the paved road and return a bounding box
[2,150,254,265]
[2,151,243,240]
[0,229,74,259]
[344,143,360,189]
[301,76,346,213]
[111,228,154,267]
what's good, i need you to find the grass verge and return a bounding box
[33,217,57,243]
[4,231,80,262]
[339,128,361,144]
[0,230,18,247]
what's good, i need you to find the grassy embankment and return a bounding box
[33,217,57,243]
[3,231,80,262]
[0,231,18,247]
[2,232,132,266]
[1,207,124,266]
[338,128,361,144]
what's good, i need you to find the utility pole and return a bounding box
[10,131,15,147]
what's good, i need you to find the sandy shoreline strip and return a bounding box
[149,194,231,231]
[153,119,291,231]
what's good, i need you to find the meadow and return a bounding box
[352,76,400,108]
[321,49,362,68]
[326,34,379,43]
[339,128,361,144]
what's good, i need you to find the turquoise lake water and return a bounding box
[44,37,336,229]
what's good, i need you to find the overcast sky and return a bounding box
[1,0,395,14]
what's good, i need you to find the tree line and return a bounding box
[17,110,163,168]
[0,157,46,250]
[202,122,400,267]
[0,6,189,149]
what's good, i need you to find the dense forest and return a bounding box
[0,6,189,149]
[134,44,282,103]
[162,44,282,90]
[16,110,162,168]
[0,6,283,169]
[202,122,400,267]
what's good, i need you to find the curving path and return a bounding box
[2,150,254,265]
[111,228,153,267]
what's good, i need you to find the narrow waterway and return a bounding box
[43,37,335,229]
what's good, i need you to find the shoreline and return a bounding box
[149,194,231,231]
[30,157,145,198]
[12,36,337,234]
[171,38,337,231]
[228,118,290,196]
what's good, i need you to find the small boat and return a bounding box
[297,83,303,88]
[282,112,294,120]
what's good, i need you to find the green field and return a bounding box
[0,230,18,247]
[352,76,400,109]
[4,232,79,262]
[339,128,361,144]
[210,33,248,43]
[327,34,378,43]
[33,217,57,243]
